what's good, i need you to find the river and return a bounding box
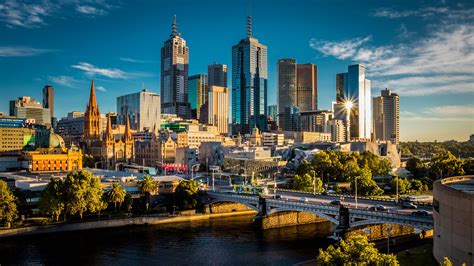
[0,215,334,265]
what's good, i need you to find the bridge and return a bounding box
[206,192,433,231]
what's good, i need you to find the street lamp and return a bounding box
[344,100,353,142]
[354,176,358,209]
[190,163,200,180]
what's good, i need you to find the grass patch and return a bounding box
[397,243,436,266]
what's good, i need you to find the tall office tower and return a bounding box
[336,64,371,139]
[9,96,51,126]
[161,15,190,118]
[296,63,318,112]
[208,86,229,135]
[277,59,318,130]
[232,16,268,134]
[42,85,54,120]
[267,104,278,121]
[117,89,161,132]
[208,63,227,87]
[84,80,101,141]
[277,59,297,130]
[373,88,399,143]
[188,74,208,119]
[299,110,332,132]
[284,105,300,132]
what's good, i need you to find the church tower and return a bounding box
[123,114,134,164]
[84,80,101,140]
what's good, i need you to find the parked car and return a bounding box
[401,202,418,209]
[411,210,430,216]
[330,200,341,206]
[368,204,388,211]
[299,197,308,202]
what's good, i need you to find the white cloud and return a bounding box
[372,6,474,20]
[0,0,117,28]
[310,24,474,96]
[0,46,52,57]
[76,5,107,16]
[119,57,154,64]
[48,76,79,88]
[96,86,107,92]
[424,105,474,116]
[71,62,128,79]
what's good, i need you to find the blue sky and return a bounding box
[0,0,473,141]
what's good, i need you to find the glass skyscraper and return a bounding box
[188,74,208,120]
[232,16,268,135]
[117,89,161,132]
[336,64,371,139]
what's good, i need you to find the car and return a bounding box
[322,189,336,195]
[401,202,418,209]
[368,204,388,211]
[299,197,308,202]
[330,200,341,206]
[411,210,430,216]
[274,194,282,199]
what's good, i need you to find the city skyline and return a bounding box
[0,0,473,141]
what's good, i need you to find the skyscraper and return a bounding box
[42,85,54,121]
[232,16,268,135]
[188,74,208,119]
[373,88,399,143]
[336,64,371,139]
[297,63,318,112]
[277,59,318,130]
[161,15,190,118]
[208,63,227,88]
[207,86,229,135]
[277,59,297,130]
[116,89,161,132]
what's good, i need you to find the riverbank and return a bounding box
[0,210,257,238]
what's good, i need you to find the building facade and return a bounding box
[207,86,229,135]
[188,74,208,119]
[232,16,268,135]
[102,114,134,169]
[83,80,102,158]
[0,117,35,152]
[208,63,227,88]
[56,111,84,147]
[373,88,399,143]
[161,15,190,118]
[10,96,51,127]
[336,64,372,139]
[297,63,318,112]
[117,89,161,132]
[42,85,54,124]
[299,110,333,133]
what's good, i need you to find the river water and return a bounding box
[0,215,334,265]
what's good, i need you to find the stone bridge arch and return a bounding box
[267,207,339,225]
[350,219,431,231]
[205,199,259,214]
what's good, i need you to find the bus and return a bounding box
[233,184,268,196]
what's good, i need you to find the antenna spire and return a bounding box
[171,15,178,37]
[247,16,252,38]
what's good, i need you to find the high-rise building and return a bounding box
[188,74,208,119]
[297,63,318,112]
[277,59,297,129]
[373,88,399,143]
[56,111,85,147]
[207,86,229,135]
[284,105,300,132]
[299,110,332,132]
[9,96,51,126]
[161,15,190,118]
[232,16,268,135]
[277,59,318,130]
[117,89,161,132]
[336,64,371,139]
[267,104,278,121]
[208,63,227,88]
[42,85,54,122]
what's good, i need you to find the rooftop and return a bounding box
[446,179,474,194]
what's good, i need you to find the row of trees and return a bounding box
[401,140,474,159]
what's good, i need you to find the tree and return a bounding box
[83,154,95,168]
[313,152,332,182]
[463,158,474,175]
[39,178,65,222]
[358,151,391,176]
[316,234,399,265]
[295,159,313,176]
[293,174,323,193]
[410,179,428,192]
[349,167,383,196]
[391,177,411,194]
[0,180,18,227]
[406,157,427,179]
[173,180,199,210]
[138,175,158,211]
[106,182,127,212]
[429,150,464,179]
[124,194,133,213]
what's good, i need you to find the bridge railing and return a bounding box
[349,208,433,223]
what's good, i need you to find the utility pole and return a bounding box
[355,176,358,209]
[396,176,399,203]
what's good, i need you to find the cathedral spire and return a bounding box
[86,80,99,114]
[105,114,113,140]
[124,114,132,141]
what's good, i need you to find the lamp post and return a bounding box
[190,163,200,180]
[344,100,353,142]
[354,176,358,209]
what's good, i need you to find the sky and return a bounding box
[0,0,473,142]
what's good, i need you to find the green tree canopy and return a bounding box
[429,150,464,179]
[349,167,383,196]
[316,234,399,265]
[0,180,18,226]
[463,158,474,175]
[173,180,199,210]
[391,177,411,194]
[295,159,314,176]
[39,178,65,222]
[293,174,323,193]
[406,157,427,179]
[106,182,127,212]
